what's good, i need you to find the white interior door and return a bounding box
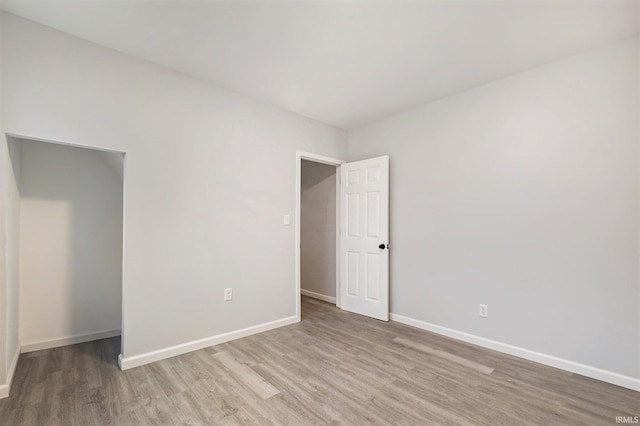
[339,156,389,321]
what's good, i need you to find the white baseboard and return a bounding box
[301,289,336,304]
[21,328,121,353]
[119,315,298,370]
[390,313,640,392]
[0,344,21,399]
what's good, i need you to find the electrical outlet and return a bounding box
[479,304,488,318]
[224,288,233,301]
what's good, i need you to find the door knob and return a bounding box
[379,244,387,249]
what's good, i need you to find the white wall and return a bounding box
[0,21,5,386]
[0,27,20,394]
[348,38,640,379]
[18,140,122,348]
[301,160,336,300]
[0,12,347,364]
[5,138,20,378]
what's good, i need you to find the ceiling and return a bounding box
[1,1,638,130]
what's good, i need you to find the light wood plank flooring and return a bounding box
[1,296,637,425]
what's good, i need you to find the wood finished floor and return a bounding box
[1,296,637,425]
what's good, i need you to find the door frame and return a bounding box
[295,151,345,321]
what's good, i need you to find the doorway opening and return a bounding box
[295,151,391,323]
[295,151,343,321]
[6,135,125,367]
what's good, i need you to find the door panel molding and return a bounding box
[339,156,389,321]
